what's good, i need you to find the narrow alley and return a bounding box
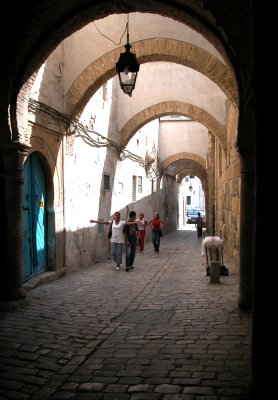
[0,228,251,400]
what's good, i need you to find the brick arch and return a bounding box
[177,168,207,192]
[160,152,206,171]
[66,38,238,117]
[177,167,206,181]
[161,154,207,190]
[13,2,240,146]
[120,101,227,155]
[16,2,234,90]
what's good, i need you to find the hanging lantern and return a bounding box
[116,17,140,97]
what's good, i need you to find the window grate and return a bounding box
[132,175,137,201]
[103,174,110,191]
[138,176,142,194]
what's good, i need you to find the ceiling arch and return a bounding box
[15,1,236,93]
[65,38,238,118]
[161,152,206,171]
[160,152,207,190]
[178,168,207,191]
[120,101,226,154]
[14,2,240,145]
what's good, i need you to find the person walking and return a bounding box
[123,211,138,271]
[89,211,126,271]
[149,211,165,253]
[137,212,148,252]
[196,212,203,239]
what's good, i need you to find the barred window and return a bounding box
[138,176,142,193]
[103,174,110,191]
[132,175,137,201]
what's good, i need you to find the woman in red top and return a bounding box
[149,212,165,253]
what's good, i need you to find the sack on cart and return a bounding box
[202,236,229,276]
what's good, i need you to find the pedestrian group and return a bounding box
[90,210,165,272]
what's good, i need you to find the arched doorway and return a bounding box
[23,153,47,281]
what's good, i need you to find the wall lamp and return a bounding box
[116,16,140,97]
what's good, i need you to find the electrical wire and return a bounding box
[28,98,172,181]
[93,19,127,46]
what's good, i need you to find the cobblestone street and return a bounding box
[0,227,251,399]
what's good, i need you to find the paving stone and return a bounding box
[0,229,251,400]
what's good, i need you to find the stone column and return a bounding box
[206,133,216,236]
[238,153,255,309]
[0,142,30,299]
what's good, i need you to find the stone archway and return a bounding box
[119,102,226,155]
[160,152,206,171]
[12,3,238,147]
[65,38,238,118]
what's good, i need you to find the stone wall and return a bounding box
[215,100,240,267]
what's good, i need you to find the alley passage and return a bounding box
[0,228,251,400]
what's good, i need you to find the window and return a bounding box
[219,144,222,176]
[132,175,137,201]
[103,174,110,191]
[132,175,142,200]
[186,196,191,205]
[138,176,142,193]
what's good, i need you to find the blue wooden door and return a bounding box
[23,154,47,281]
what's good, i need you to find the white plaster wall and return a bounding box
[126,119,159,160]
[30,46,64,113]
[62,83,178,270]
[117,63,227,127]
[63,81,115,268]
[112,119,160,217]
[80,80,114,135]
[159,120,209,162]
